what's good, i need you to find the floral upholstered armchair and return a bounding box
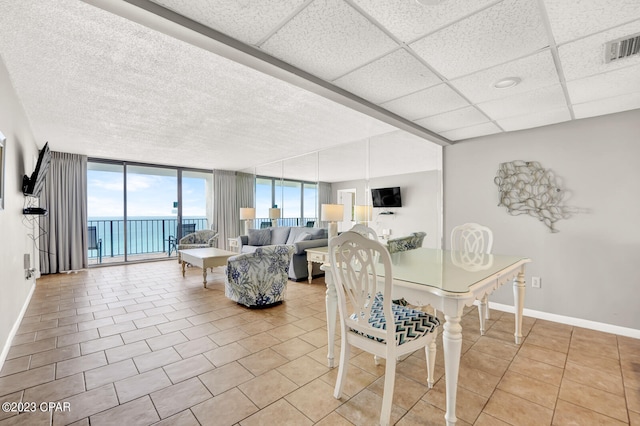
[177,230,219,262]
[225,245,294,308]
[387,232,426,254]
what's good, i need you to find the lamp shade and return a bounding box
[354,205,372,222]
[269,208,281,219]
[240,208,256,220]
[321,204,344,222]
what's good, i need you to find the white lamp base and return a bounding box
[328,222,338,240]
[244,220,251,236]
[271,219,278,227]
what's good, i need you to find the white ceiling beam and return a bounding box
[82,0,451,147]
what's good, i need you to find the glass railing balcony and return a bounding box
[87,217,209,261]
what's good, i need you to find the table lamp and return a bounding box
[354,205,372,225]
[269,207,281,227]
[239,207,255,235]
[321,204,344,239]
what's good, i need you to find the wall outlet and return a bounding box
[531,276,541,288]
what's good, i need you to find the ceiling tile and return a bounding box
[260,0,398,81]
[477,84,568,119]
[573,91,640,118]
[380,84,470,120]
[414,106,490,133]
[451,50,560,104]
[149,0,306,45]
[409,0,549,79]
[559,20,640,81]
[543,0,640,44]
[351,0,497,43]
[0,0,396,171]
[566,64,640,104]
[332,49,442,104]
[496,107,571,131]
[439,122,502,141]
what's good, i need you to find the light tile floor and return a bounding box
[0,261,638,425]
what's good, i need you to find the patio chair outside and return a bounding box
[88,226,102,264]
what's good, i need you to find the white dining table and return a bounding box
[322,247,531,426]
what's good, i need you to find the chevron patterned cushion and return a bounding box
[350,293,439,345]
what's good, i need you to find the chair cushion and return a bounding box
[351,293,439,345]
[248,228,271,246]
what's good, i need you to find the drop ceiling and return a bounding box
[0,0,639,172]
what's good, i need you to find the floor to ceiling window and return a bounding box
[125,165,178,262]
[255,176,318,227]
[87,160,213,265]
[87,162,124,263]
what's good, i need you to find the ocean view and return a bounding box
[88,216,208,258]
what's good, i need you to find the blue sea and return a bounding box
[88,216,208,257]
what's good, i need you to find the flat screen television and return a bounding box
[22,142,51,197]
[371,186,402,208]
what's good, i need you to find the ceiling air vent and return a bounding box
[604,32,640,63]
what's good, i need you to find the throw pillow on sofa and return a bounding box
[286,227,324,244]
[294,232,312,243]
[248,228,271,246]
[271,227,291,245]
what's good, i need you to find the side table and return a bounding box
[228,237,239,253]
[305,246,328,284]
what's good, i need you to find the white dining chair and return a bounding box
[349,223,378,240]
[329,231,440,426]
[451,223,494,334]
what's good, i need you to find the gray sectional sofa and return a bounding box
[236,226,328,281]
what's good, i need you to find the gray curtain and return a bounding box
[39,152,88,273]
[213,170,255,249]
[318,181,332,228]
[213,169,238,249]
[236,171,255,229]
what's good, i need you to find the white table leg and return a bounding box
[513,268,526,344]
[323,265,337,368]
[202,266,208,288]
[478,296,486,335]
[442,307,463,426]
[307,261,313,284]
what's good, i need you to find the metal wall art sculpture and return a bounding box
[494,161,570,232]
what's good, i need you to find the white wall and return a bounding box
[444,109,640,330]
[0,58,40,368]
[332,170,442,249]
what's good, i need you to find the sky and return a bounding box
[89,169,318,220]
[88,169,206,218]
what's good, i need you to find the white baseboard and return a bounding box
[0,282,36,371]
[484,301,640,339]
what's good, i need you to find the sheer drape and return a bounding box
[39,152,88,273]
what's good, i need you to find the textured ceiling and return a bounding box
[146,0,640,137]
[1,0,639,174]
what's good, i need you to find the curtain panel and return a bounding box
[236,171,255,226]
[39,151,88,274]
[213,170,255,249]
[318,181,332,228]
[213,170,237,249]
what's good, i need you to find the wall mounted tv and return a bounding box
[371,186,402,208]
[22,142,51,197]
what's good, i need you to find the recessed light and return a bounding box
[415,0,445,6]
[493,77,521,89]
